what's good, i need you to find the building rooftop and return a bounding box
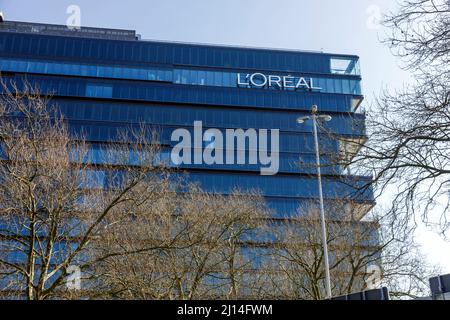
[0,20,138,41]
[0,19,360,59]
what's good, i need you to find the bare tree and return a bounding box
[94,188,270,300]
[384,0,450,71]
[0,81,169,299]
[266,202,376,300]
[330,0,450,237]
[265,201,436,300]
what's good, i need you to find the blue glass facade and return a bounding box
[0,29,373,219]
[0,57,362,95]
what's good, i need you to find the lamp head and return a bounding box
[297,116,310,124]
[319,115,333,122]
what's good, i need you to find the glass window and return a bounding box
[334,79,343,94]
[129,67,139,79]
[96,65,105,77]
[351,80,362,95]
[330,57,360,75]
[112,66,121,78]
[88,65,97,77]
[165,70,173,82]
[223,72,231,87]
[214,72,222,86]
[172,69,180,83]
[102,85,113,98]
[157,70,166,81]
[198,70,206,85]
[25,61,34,73]
[105,66,114,78]
[342,79,350,94]
[0,56,362,98]
[85,84,113,98]
[198,48,206,65]
[91,104,103,119]
[206,49,214,65]
[326,78,335,94]
[83,170,106,189]
[206,71,214,86]
[247,52,255,68]
[79,64,89,76]
[189,70,198,85]
[182,47,190,64]
[222,50,231,67]
[15,60,27,71]
[181,70,189,84]
[0,59,8,70]
[316,78,327,92]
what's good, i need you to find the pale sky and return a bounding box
[1,0,449,274]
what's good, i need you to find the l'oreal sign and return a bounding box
[237,73,322,91]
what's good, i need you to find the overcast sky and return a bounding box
[1,0,449,274]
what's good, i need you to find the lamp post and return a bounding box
[297,105,333,299]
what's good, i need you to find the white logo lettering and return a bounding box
[237,73,321,91]
[171,122,280,175]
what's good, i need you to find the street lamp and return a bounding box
[297,104,333,299]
